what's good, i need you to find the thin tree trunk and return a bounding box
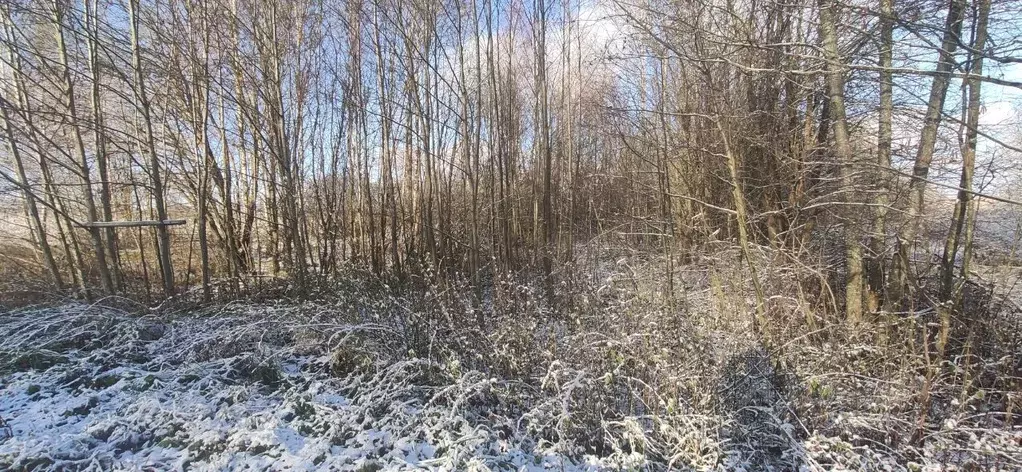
[938,0,990,353]
[129,0,175,295]
[85,0,121,291]
[867,0,894,311]
[719,119,768,332]
[53,0,114,294]
[189,2,213,303]
[889,0,966,307]
[1,96,63,289]
[819,0,864,322]
[536,0,555,304]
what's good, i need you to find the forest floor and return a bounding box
[0,302,601,471]
[2,255,1022,471]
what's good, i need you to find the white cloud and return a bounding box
[979,100,1016,127]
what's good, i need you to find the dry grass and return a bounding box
[2,239,1021,470]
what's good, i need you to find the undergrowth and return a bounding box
[1,246,1020,470]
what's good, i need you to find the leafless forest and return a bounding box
[1,0,1022,469]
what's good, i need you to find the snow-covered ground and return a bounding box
[0,303,618,471]
[3,283,1021,471]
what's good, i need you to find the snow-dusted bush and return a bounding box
[2,254,1021,470]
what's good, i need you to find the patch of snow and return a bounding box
[0,304,605,471]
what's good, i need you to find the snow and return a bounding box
[0,303,609,471]
[4,294,1020,471]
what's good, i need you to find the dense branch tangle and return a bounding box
[0,0,1018,324]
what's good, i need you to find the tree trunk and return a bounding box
[85,0,121,291]
[129,0,175,296]
[889,0,966,308]
[819,0,864,322]
[1,98,63,289]
[53,0,114,294]
[867,0,894,311]
[938,0,990,353]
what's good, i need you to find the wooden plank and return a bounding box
[80,219,187,229]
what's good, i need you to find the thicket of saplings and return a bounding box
[2,219,1021,469]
